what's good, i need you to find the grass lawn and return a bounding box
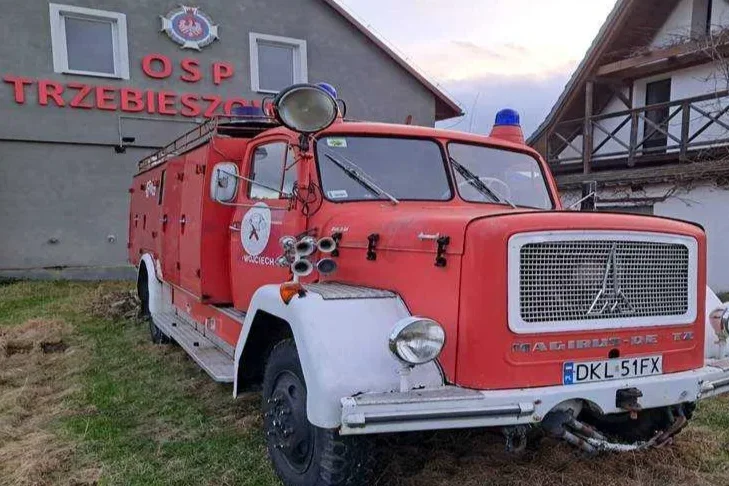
[3,280,729,486]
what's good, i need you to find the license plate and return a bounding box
[563,356,662,385]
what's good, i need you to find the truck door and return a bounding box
[161,160,184,285]
[230,137,305,306]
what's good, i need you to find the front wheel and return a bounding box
[262,340,374,486]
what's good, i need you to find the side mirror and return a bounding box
[581,181,597,211]
[210,162,239,203]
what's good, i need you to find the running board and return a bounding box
[152,311,235,383]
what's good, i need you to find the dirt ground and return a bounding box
[2,281,729,486]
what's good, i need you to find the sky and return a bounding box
[337,0,617,137]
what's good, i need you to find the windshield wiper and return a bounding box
[448,156,516,208]
[321,151,399,205]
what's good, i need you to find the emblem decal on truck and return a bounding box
[241,203,271,257]
[587,243,634,316]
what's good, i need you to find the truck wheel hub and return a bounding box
[269,371,314,473]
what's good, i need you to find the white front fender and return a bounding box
[234,285,444,428]
[705,286,729,360]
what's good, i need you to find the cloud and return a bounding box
[437,73,572,138]
[410,40,580,81]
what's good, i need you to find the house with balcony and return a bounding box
[529,0,729,292]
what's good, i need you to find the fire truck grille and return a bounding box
[519,240,690,323]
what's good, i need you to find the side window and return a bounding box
[249,142,289,200]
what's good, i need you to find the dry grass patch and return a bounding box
[84,286,139,321]
[3,281,729,486]
[0,318,83,486]
[376,421,729,486]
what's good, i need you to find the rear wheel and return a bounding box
[262,340,374,486]
[137,270,169,345]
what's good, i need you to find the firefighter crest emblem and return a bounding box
[241,203,272,257]
[160,6,219,50]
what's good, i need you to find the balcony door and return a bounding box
[643,79,672,152]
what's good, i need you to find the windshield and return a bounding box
[448,143,553,209]
[316,136,451,201]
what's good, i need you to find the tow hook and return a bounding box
[616,387,643,419]
[502,425,529,454]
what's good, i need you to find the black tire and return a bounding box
[138,272,169,345]
[148,317,170,345]
[262,340,375,486]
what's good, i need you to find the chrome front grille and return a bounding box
[519,239,691,324]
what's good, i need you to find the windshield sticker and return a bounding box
[327,190,349,199]
[326,138,348,148]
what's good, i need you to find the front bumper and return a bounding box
[340,360,729,435]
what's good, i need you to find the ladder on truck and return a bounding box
[137,114,279,174]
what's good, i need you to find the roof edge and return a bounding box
[320,0,464,121]
[526,0,632,145]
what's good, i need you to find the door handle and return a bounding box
[418,232,440,241]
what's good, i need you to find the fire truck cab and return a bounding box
[129,83,729,486]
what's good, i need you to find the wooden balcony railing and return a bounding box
[546,89,729,172]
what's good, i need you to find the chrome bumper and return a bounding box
[340,363,729,435]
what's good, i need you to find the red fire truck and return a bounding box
[129,83,729,485]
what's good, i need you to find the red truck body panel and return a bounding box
[129,117,707,392]
[130,136,247,304]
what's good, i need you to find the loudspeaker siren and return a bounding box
[317,236,337,253]
[316,258,338,276]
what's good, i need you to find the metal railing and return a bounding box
[547,90,729,168]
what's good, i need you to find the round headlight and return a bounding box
[273,84,339,134]
[389,317,446,365]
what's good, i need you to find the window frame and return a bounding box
[249,32,308,94]
[49,3,130,79]
[446,141,557,210]
[248,140,295,201]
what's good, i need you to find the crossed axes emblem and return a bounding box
[248,214,265,241]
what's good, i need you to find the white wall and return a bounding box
[556,62,729,162]
[652,0,694,48]
[555,0,729,163]
[561,181,729,292]
[712,0,729,30]
[633,63,729,151]
[556,90,631,164]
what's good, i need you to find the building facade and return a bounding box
[529,0,729,292]
[0,0,461,279]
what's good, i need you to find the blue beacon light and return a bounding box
[490,108,525,144]
[494,108,521,127]
[317,82,338,99]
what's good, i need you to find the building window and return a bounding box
[49,4,130,79]
[249,33,308,93]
